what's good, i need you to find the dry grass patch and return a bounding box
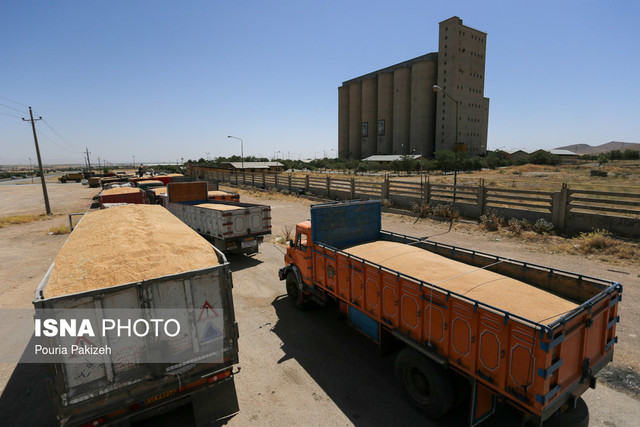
[48,225,71,235]
[0,214,47,228]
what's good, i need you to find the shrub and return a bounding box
[573,229,638,260]
[507,218,532,235]
[432,204,460,220]
[590,169,608,177]
[381,198,393,208]
[479,209,504,231]
[532,218,553,234]
[410,202,431,218]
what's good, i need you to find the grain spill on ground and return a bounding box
[45,204,220,298]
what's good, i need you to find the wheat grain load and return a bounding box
[343,240,577,323]
[46,204,220,298]
[208,191,230,197]
[151,186,168,195]
[193,203,244,211]
[101,187,142,196]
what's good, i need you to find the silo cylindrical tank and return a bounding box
[361,77,378,158]
[348,81,362,159]
[377,72,393,155]
[338,85,350,159]
[410,60,437,158]
[392,67,411,155]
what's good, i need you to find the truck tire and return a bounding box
[394,347,455,419]
[542,397,588,427]
[286,272,304,309]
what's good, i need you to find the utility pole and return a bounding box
[29,157,33,183]
[22,107,51,215]
[85,147,92,175]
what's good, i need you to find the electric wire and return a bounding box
[0,95,29,107]
[0,111,22,119]
[37,128,81,155]
[0,102,27,114]
[41,119,84,152]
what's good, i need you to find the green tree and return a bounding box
[597,154,609,167]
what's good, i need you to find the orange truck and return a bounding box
[278,201,622,426]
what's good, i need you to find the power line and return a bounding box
[41,118,83,151]
[36,128,79,154]
[0,102,27,114]
[0,95,29,107]
[0,111,22,119]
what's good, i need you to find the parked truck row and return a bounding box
[34,196,622,426]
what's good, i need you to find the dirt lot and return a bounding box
[0,182,639,426]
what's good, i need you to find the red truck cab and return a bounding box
[280,221,322,308]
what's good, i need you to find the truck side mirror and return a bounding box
[289,239,294,248]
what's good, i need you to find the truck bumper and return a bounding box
[278,266,288,281]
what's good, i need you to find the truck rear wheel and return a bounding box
[542,397,588,427]
[286,272,304,309]
[395,347,455,419]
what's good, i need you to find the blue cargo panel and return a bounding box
[348,306,379,342]
[310,200,381,248]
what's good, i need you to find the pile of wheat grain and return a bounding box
[194,203,243,211]
[344,241,577,323]
[46,204,220,298]
[101,187,142,196]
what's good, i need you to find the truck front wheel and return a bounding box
[395,347,455,419]
[285,272,304,309]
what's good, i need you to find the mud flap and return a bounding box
[470,379,496,426]
[192,376,240,425]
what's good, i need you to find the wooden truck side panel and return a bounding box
[308,240,621,419]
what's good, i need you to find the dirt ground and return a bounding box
[0,182,638,426]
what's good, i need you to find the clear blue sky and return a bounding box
[1,0,638,165]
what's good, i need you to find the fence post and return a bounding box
[326,176,331,198]
[251,173,255,188]
[262,172,266,188]
[551,183,569,230]
[242,171,246,186]
[477,179,487,217]
[351,178,355,199]
[235,173,238,185]
[275,174,278,189]
[305,175,309,192]
[425,180,431,204]
[382,175,390,199]
[288,175,292,192]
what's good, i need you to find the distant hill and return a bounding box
[554,141,640,155]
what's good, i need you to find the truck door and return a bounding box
[293,230,312,283]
